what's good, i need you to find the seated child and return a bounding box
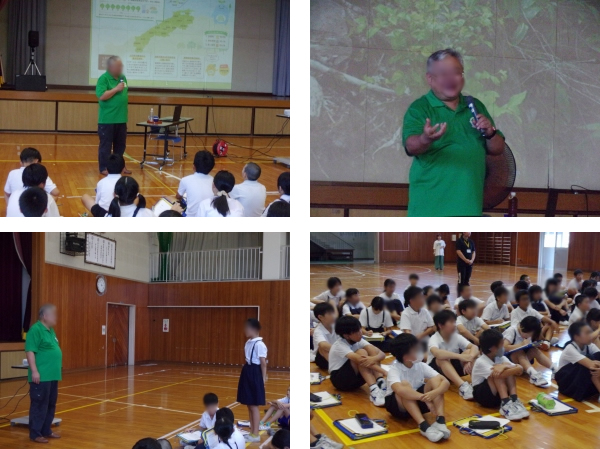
[196,170,244,217]
[311,277,344,308]
[471,329,529,420]
[18,187,48,217]
[423,285,434,297]
[82,154,124,214]
[570,293,591,324]
[359,296,394,351]
[328,316,387,405]
[584,287,600,310]
[386,333,451,443]
[427,310,478,400]
[400,287,435,348]
[212,417,240,449]
[510,280,530,307]
[403,273,420,295]
[510,290,559,346]
[435,284,452,309]
[4,147,59,200]
[426,295,445,317]
[341,288,365,318]
[587,308,600,346]
[567,269,584,297]
[309,409,343,449]
[555,321,600,402]
[200,393,219,431]
[457,299,489,345]
[529,285,549,315]
[504,316,557,387]
[481,286,510,324]
[312,302,337,370]
[99,176,154,217]
[519,274,531,287]
[380,278,404,324]
[201,407,248,449]
[485,281,505,305]
[6,164,60,217]
[230,162,267,217]
[270,429,290,449]
[266,200,290,217]
[454,284,484,315]
[175,150,215,217]
[543,278,570,324]
[262,172,290,216]
[260,387,289,431]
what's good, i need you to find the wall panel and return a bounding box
[568,233,600,272]
[379,233,459,264]
[513,233,540,267]
[254,108,290,135]
[207,107,252,134]
[0,100,55,130]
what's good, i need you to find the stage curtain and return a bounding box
[272,0,290,96]
[0,0,9,12]
[7,0,46,84]
[0,233,24,341]
[13,232,33,332]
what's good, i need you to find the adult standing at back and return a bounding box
[456,232,476,292]
[96,56,131,175]
[433,234,446,271]
[25,304,63,443]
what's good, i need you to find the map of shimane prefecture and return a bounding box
[89,0,236,89]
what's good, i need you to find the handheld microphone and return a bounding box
[465,95,486,137]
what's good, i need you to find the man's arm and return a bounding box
[26,351,40,384]
[97,78,124,101]
[405,119,447,155]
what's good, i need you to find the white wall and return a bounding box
[45,232,154,282]
[262,232,287,280]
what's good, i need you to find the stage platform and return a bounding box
[0,89,290,136]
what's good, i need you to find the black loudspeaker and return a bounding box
[28,30,39,48]
[16,75,47,92]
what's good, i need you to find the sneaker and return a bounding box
[310,350,316,362]
[529,372,549,387]
[244,433,261,443]
[320,435,344,449]
[458,382,474,400]
[420,426,444,442]
[432,422,451,439]
[538,341,550,351]
[500,401,523,421]
[369,387,385,406]
[258,422,271,431]
[550,337,559,346]
[512,399,530,419]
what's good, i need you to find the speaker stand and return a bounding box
[24,47,41,76]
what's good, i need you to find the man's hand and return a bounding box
[31,370,41,384]
[421,118,447,143]
[114,82,125,92]
[475,114,493,136]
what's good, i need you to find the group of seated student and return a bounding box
[310,270,600,443]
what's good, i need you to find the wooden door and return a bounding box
[107,304,129,367]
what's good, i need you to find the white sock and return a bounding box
[527,367,537,376]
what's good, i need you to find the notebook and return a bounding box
[311,373,326,384]
[453,414,512,439]
[363,333,385,342]
[504,340,542,356]
[176,430,202,444]
[310,391,342,409]
[333,418,388,440]
[152,197,175,216]
[489,321,511,330]
[529,398,578,416]
[391,329,402,337]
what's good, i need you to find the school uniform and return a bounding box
[569,306,587,324]
[503,325,531,363]
[6,188,60,217]
[433,239,446,270]
[486,293,496,306]
[471,354,515,408]
[510,306,543,327]
[236,337,267,406]
[4,167,57,196]
[312,323,337,370]
[399,306,434,343]
[359,307,394,351]
[544,294,568,323]
[457,315,485,335]
[94,173,120,211]
[379,292,404,320]
[556,342,600,401]
[230,180,267,217]
[455,295,484,309]
[177,172,214,217]
[328,338,370,391]
[275,396,290,429]
[482,301,510,322]
[313,290,345,308]
[196,196,244,217]
[384,360,438,418]
[200,409,218,429]
[342,301,365,316]
[95,203,154,217]
[213,437,244,449]
[262,194,290,217]
[530,299,549,314]
[590,299,600,310]
[427,331,470,376]
[567,278,582,293]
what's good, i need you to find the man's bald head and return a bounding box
[106,56,123,77]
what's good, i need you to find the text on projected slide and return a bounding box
[90,0,235,89]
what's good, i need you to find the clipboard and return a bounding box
[391,329,402,337]
[363,333,385,342]
[529,398,578,416]
[176,430,202,444]
[310,391,342,409]
[505,341,542,356]
[333,417,388,440]
[489,321,511,331]
[453,414,512,439]
[311,372,328,385]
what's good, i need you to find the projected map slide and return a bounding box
[90,0,235,89]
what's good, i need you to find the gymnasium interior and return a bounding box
[0,232,290,448]
[310,232,600,448]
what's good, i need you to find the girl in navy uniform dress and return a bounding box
[236,318,267,443]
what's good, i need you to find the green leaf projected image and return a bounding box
[310,0,600,189]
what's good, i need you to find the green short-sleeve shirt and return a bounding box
[96,71,129,124]
[402,90,504,217]
[25,321,63,382]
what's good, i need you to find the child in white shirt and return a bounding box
[400,287,435,347]
[175,150,215,217]
[4,147,59,200]
[570,293,591,324]
[196,170,244,217]
[511,290,559,345]
[262,172,289,216]
[454,284,484,315]
[380,278,403,323]
[81,153,124,215]
[6,164,60,217]
[457,299,489,346]
[341,288,365,318]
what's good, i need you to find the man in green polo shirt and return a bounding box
[96,55,131,175]
[402,48,505,217]
[25,304,62,443]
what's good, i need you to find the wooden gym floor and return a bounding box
[0,133,290,217]
[0,363,289,448]
[310,262,600,448]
